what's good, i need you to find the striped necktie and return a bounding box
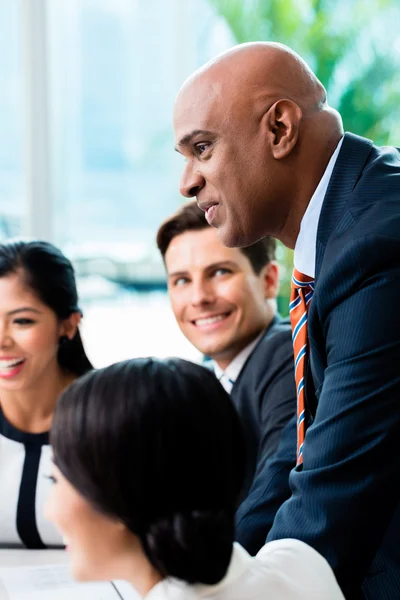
[290,267,315,465]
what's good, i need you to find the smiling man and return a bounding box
[157,201,296,499]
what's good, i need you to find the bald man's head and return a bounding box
[174,42,343,249]
[180,42,327,115]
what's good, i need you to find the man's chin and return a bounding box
[217,223,250,249]
[217,227,238,248]
[198,344,232,363]
[188,341,223,360]
[219,225,265,249]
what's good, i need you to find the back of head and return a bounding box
[157,200,276,274]
[0,240,92,376]
[51,357,246,585]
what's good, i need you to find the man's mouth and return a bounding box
[198,201,216,213]
[192,312,231,327]
[204,204,219,225]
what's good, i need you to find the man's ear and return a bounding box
[261,261,279,299]
[263,99,302,159]
[60,311,82,340]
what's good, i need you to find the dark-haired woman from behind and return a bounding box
[0,240,92,548]
[45,358,344,599]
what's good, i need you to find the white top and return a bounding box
[213,332,264,393]
[294,137,344,277]
[0,406,62,548]
[144,540,344,599]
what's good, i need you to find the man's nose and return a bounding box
[179,163,205,198]
[190,278,214,306]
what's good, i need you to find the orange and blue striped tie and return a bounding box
[290,268,315,465]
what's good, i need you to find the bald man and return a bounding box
[174,43,400,600]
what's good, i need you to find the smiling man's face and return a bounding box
[174,42,343,250]
[165,226,277,369]
[174,72,283,248]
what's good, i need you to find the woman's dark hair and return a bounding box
[156,200,276,274]
[51,358,246,585]
[0,240,93,376]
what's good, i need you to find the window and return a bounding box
[46,0,234,364]
[0,0,22,241]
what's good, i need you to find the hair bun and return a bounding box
[140,510,233,585]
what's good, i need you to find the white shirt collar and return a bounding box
[294,136,344,278]
[144,543,253,600]
[212,330,264,388]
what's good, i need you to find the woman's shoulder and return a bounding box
[143,541,344,600]
[192,540,345,599]
[252,539,345,599]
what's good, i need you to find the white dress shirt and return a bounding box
[294,137,344,277]
[213,332,264,394]
[143,540,345,599]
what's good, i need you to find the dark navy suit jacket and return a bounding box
[236,133,400,600]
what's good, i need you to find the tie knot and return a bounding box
[291,267,315,291]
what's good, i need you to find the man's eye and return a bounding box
[174,277,189,286]
[195,143,210,155]
[214,268,231,277]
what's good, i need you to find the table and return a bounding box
[0,549,67,567]
[0,550,139,599]
[0,550,67,600]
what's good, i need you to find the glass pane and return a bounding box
[47,0,234,364]
[48,0,234,249]
[0,0,22,241]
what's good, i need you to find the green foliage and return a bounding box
[210,0,400,314]
[276,244,293,316]
[211,0,400,143]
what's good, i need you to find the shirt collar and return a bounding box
[144,543,253,599]
[212,330,265,386]
[294,136,344,278]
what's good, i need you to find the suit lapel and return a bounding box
[305,133,374,416]
[315,133,373,279]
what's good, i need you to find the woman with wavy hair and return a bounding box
[45,358,344,599]
[0,240,92,548]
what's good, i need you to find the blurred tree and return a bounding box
[210,0,400,144]
[210,0,400,313]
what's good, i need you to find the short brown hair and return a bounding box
[156,201,276,274]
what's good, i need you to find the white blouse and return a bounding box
[143,540,345,600]
[0,406,62,548]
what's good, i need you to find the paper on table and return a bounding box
[0,563,139,600]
